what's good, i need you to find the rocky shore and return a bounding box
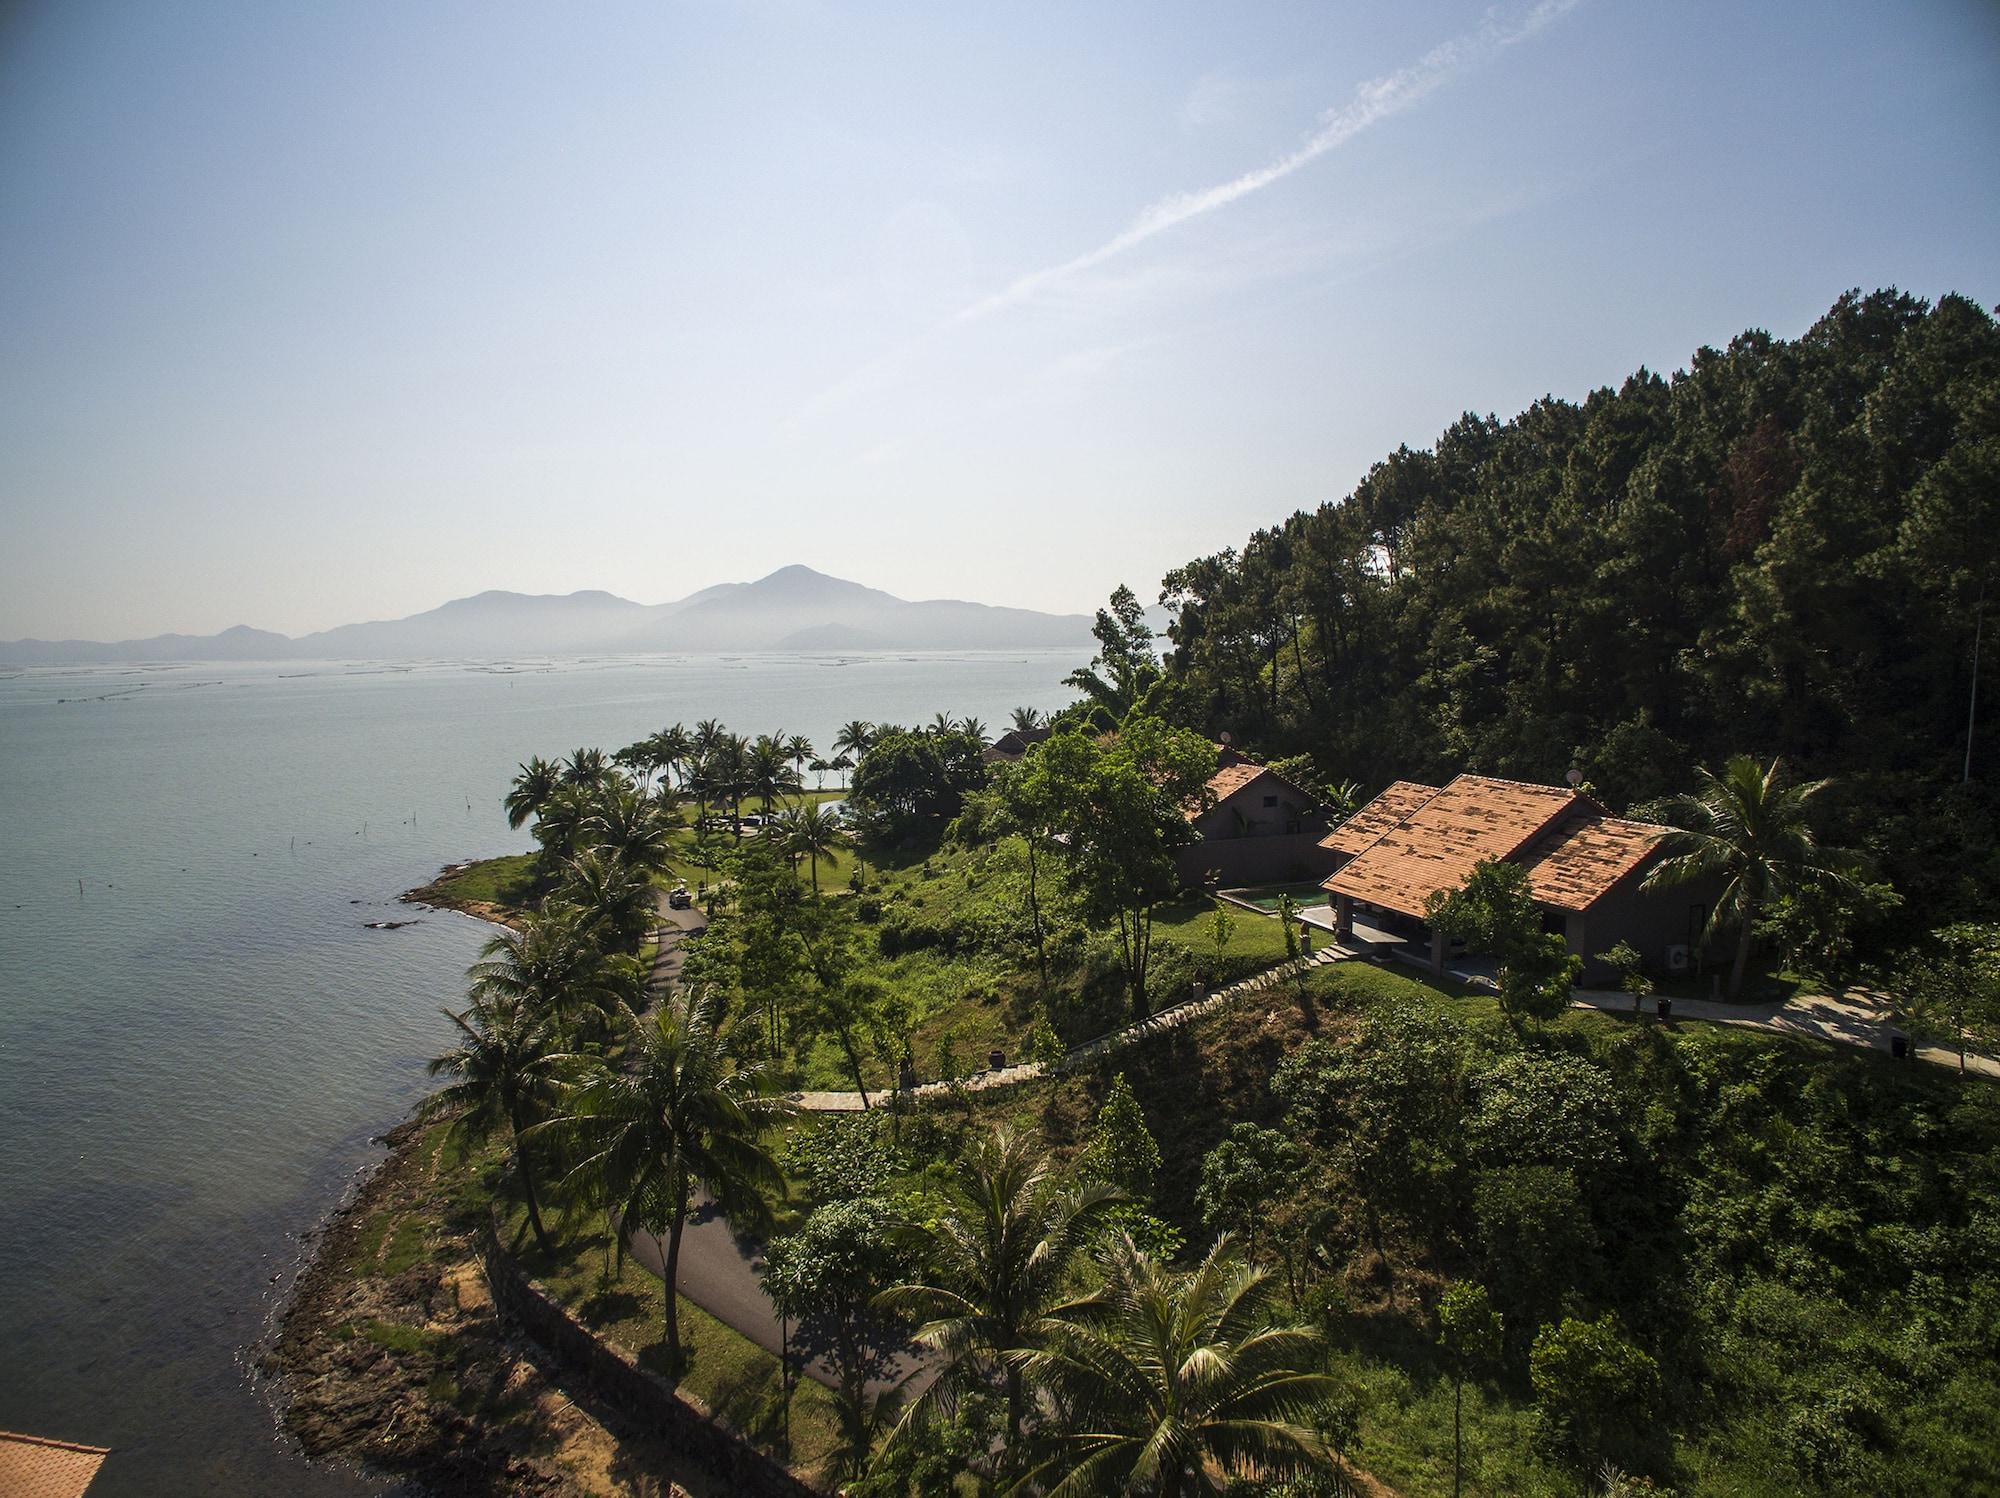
[399,862,524,929]
[268,1116,712,1497]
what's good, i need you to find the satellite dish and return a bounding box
[1565,767,1583,788]
[1218,731,1233,746]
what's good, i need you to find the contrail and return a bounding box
[952,0,1585,325]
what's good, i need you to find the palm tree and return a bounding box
[878,1127,1119,1448]
[779,801,850,892]
[564,746,610,787]
[929,711,961,737]
[540,991,791,1376]
[1012,1232,1342,1497]
[551,849,659,957]
[466,907,644,1039]
[747,734,800,818]
[1010,706,1046,733]
[579,786,677,877]
[960,716,989,746]
[1642,754,1856,997]
[504,755,562,831]
[833,720,875,766]
[784,733,815,801]
[716,734,752,840]
[654,723,693,798]
[426,993,567,1255]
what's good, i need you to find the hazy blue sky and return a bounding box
[2,0,1997,639]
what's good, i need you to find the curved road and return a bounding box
[631,890,931,1397]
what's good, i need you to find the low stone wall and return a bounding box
[479,1222,821,1498]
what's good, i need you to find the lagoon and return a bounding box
[0,650,1082,1496]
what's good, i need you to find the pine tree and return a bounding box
[1081,1072,1160,1201]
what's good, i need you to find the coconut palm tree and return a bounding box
[960,716,989,747]
[1012,1232,1342,1497]
[504,755,563,831]
[716,734,752,840]
[552,849,660,957]
[654,723,693,798]
[540,991,791,1376]
[564,746,611,787]
[579,786,677,877]
[1642,754,1857,997]
[784,733,815,801]
[878,1127,1119,1449]
[466,906,645,1039]
[929,711,961,737]
[747,734,800,818]
[779,801,850,892]
[426,994,568,1256]
[833,720,875,765]
[1010,706,1046,733]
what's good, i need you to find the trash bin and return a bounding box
[1891,1033,1909,1060]
[1657,997,1673,1020]
[988,1048,1006,1072]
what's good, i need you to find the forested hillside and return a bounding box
[1153,289,1999,934]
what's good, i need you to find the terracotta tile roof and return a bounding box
[1203,762,1268,804]
[1517,816,1665,911]
[1322,774,1581,916]
[1320,780,1440,857]
[0,1433,109,1498]
[1186,757,1322,823]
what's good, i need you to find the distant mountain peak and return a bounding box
[0,567,1092,662]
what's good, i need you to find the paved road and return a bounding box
[623,1203,931,1399]
[623,888,931,1397]
[648,889,708,988]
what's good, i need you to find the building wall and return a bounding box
[1563,870,1721,982]
[1177,831,1340,890]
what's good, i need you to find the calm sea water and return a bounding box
[0,651,1082,1497]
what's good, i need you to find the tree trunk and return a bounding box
[1728,915,1753,998]
[663,1189,690,1379]
[513,1128,552,1257]
[839,1030,872,1109]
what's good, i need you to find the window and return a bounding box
[1262,794,1279,808]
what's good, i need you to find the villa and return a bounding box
[1176,746,1338,889]
[1321,775,1711,981]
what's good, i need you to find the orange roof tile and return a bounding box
[0,1433,109,1498]
[1320,780,1440,857]
[1187,759,1322,822]
[1517,816,1665,911]
[1322,774,1581,916]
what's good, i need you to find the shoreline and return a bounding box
[400,859,527,930]
[266,1106,722,1497]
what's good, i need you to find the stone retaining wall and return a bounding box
[478,1221,821,1498]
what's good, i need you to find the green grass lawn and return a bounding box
[431,851,538,912]
[1151,894,1294,962]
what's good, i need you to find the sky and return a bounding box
[2,0,1997,640]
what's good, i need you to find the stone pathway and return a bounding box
[1571,984,2000,1079]
[787,945,1351,1113]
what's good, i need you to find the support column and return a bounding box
[1430,927,1445,976]
[1334,893,1353,941]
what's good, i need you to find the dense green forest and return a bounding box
[1148,289,1999,939]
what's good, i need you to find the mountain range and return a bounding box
[0,566,1097,664]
